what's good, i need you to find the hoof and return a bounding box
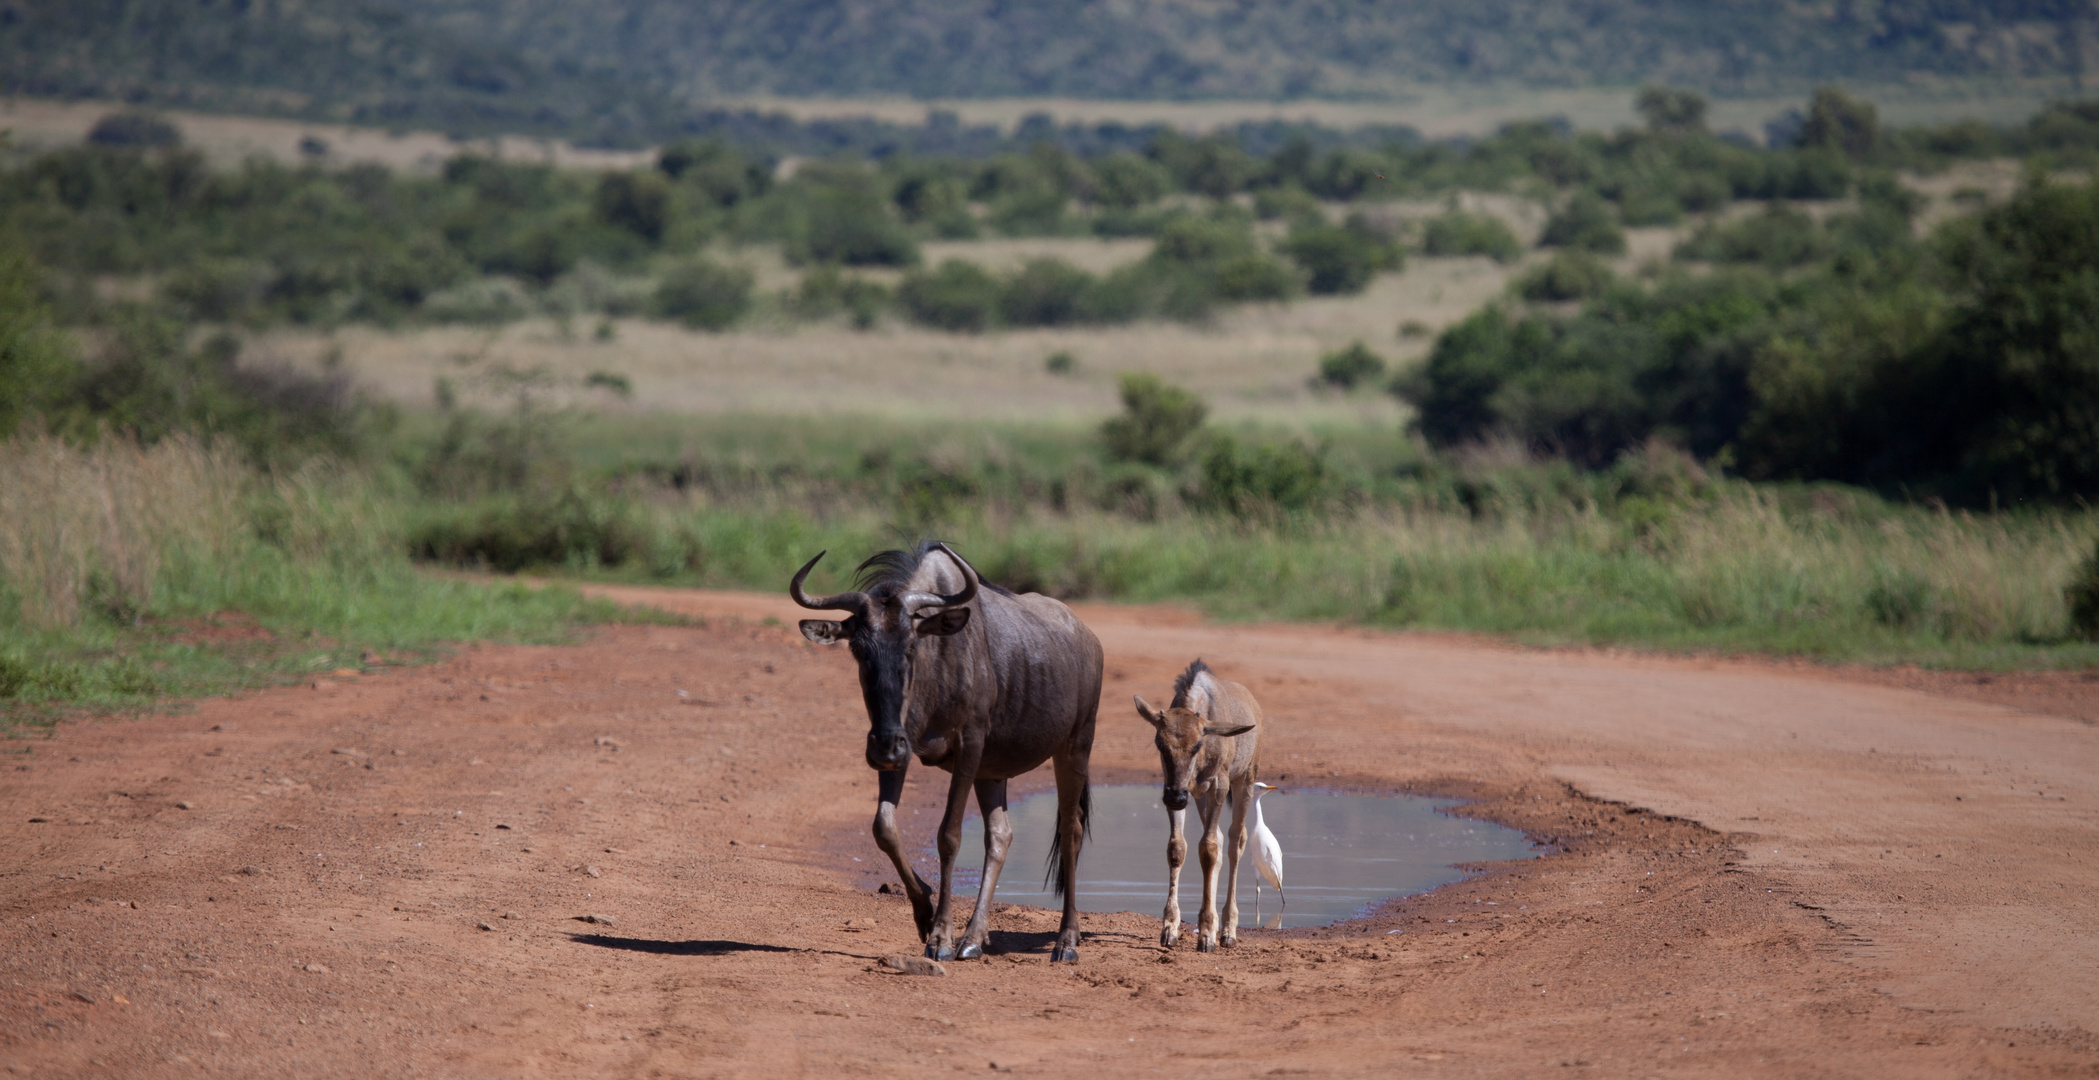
[1051,945,1079,963]
[1197,939,1216,954]
[1159,930,1178,948]
[1220,935,1238,949]
[926,943,956,962]
[957,942,983,961]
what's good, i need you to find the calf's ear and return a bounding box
[800,619,846,645]
[1133,696,1163,727]
[1202,723,1255,738]
[916,606,971,636]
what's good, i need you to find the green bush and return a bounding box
[594,170,672,242]
[1539,191,1627,254]
[1315,341,1387,389]
[1418,209,1523,262]
[86,111,182,148]
[1515,250,1616,301]
[423,277,532,325]
[1191,434,1336,519]
[1282,216,1401,295]
[794,265,889,329]
[409,492,652,573]
[783,184,921,267]
[652,258,754,330]
[1101,373,1207,465]
[1675,203,1828,267]
[2069,538,2099,640]
[898,259,1001,332]
[998,258,1095,327]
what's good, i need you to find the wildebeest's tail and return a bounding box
[1045,781,1092,898]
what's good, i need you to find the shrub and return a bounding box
[1090,152,1174,209]
[898,259,1001,332]
[1539,191,1626,254]
[1282,218,1400,295]
[415,279,532,327]
[409,492,650,573]
[86,112,181,148]
[1101,373,1207,465]
[652,258,753,330]
[787,186,920,267]
[794,265,889,329]
[990,190,1073,236]
[594,170,672,243]
[998,258,1095,327]
[1045,351,1077,375]
[1515,251,1615,301]
[1418,209,1523,262]
[1315,341,1387,389]
[1191,435,1335,519]
[2069,538,2099,640]
[1675,203,1827,267]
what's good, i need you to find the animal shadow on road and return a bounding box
[569,935,803,956]
[986,929,1060,955]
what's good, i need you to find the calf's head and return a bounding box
[791,544,977,771]
[1134,696,1252,811]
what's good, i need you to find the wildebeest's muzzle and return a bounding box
[1162,785,1190,811]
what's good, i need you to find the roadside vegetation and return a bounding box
[4,87,2099,731]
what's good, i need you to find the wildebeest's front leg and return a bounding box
[1160,806,1187,947]
[955,777,1010,960]
[1195,787,1227,953]
[924,760,980,961]
[1219,778,1252,948]
[871,764,935,940]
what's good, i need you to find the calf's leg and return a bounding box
[1220,779,1252,948]
[1160,806,1187,947]
[1195,789,1226,953]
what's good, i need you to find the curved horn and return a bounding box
[788,551,867,612]
[902,541,980,612]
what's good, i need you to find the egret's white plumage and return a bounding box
[1250,782,1284,919]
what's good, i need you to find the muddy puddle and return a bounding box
[945,785,1538,928]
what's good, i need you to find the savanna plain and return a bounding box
[4,88,2099,1076]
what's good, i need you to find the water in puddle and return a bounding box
[946,785,1538,928]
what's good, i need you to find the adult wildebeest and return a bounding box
[791,541,1103,962]
[1134,659,1264,952]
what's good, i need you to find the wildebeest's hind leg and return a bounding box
[1047,750,1091,962]
[871,764,935,941]
[1160,806,1187,947]
[956,778,1010,960]
[924,762,980,961]
[1219,778,1251,948]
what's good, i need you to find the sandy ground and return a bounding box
[4,586,2097,1078]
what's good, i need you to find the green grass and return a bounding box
[0,434,676,737]
[413,411,2099,671]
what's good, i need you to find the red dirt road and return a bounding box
[3,586,2096,1078]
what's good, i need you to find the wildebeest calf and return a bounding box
[1134,659,1265,952]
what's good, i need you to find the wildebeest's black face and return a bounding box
[801,590,971,771]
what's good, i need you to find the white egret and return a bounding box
[1250,781,1284,923]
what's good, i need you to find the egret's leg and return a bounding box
[1195,788,1225,953]
[1220,779,1251,948]
[1161,806,1187,947]
[870,764,935,940]
[956,778,1010,960]
[923,760,979,962]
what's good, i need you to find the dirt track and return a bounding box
[4,585,2097,1078]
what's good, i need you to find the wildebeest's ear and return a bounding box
[1203,723,1255,738]
[800,620,846,645]
[1133,696,1164,728]
[916,606,971,637]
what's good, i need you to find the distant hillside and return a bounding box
[432,0,2099,99]
[3,0,2093,145]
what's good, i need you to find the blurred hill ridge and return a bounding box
[3,0,2094,146]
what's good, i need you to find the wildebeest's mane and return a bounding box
[853,540,1014,597]
[1170,658,1210,709]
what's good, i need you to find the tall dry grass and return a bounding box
[0,432,247,628]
